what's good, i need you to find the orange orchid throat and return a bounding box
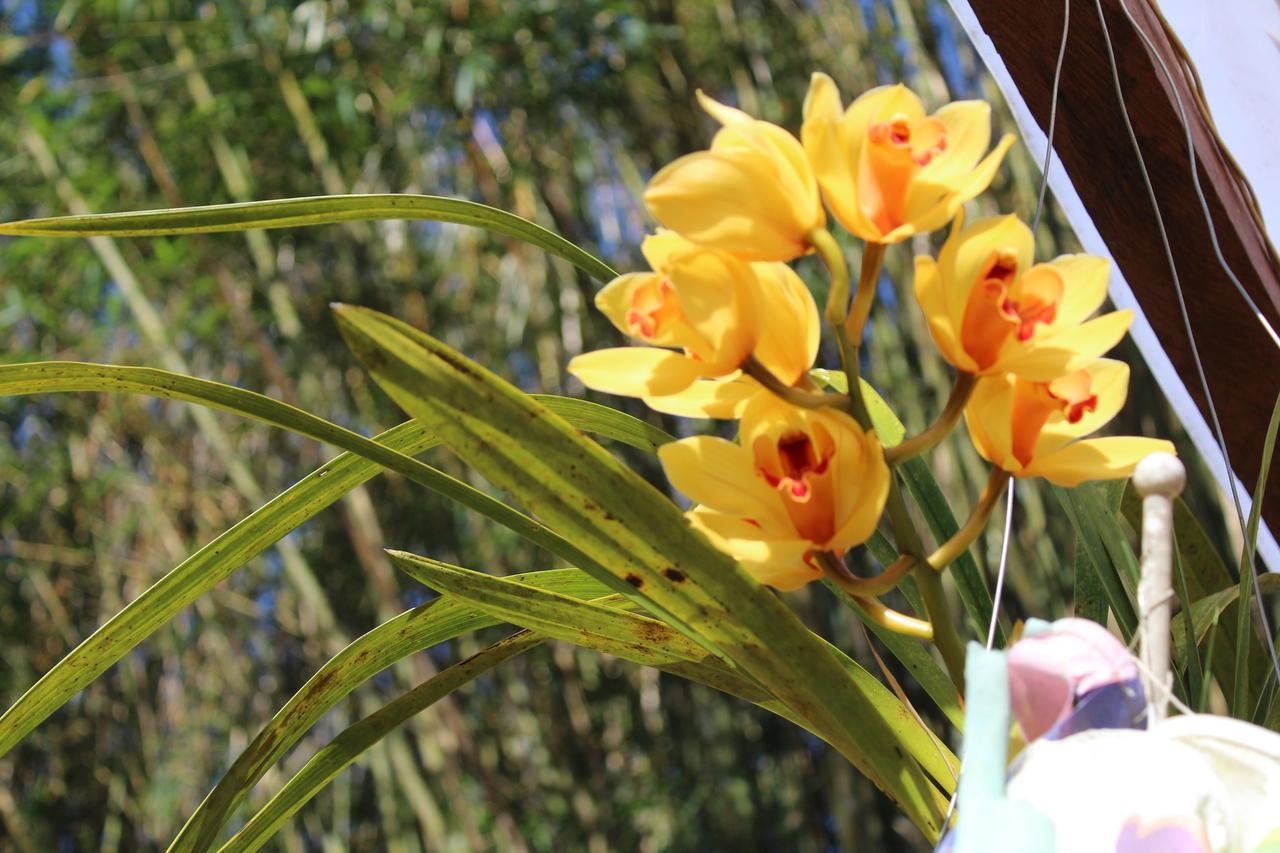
[868,113,948,167]
[861,112,949,234]
[1010,371,1100,467]
[960,251,1064,370]
[753,427,837,544]
[625,277,681,340]
[762,432,830,501]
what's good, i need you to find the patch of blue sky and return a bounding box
[506,347,540,393]
[401,585,434,609]
[928,0,982,99]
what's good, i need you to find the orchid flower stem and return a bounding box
[816,549,915,597]
[809,229,876,426]
[837,243,887,429]
[845,241,887,347]
[741,356,850,410]
[914,568,966,693]
[926,468,1012,572]
[885,475,967,691]
[851,593,934,640]
[885,372,978,466]
[834,325,872,426]
[810,227,852,328]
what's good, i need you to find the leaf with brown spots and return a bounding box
[335,304,953,837]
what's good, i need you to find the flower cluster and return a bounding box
[569,73,1172,598]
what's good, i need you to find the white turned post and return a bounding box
[1132,452,1186,724]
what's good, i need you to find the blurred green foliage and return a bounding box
[0,0,1239,849]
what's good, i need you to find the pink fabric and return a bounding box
[1007,618,1138,741]
[1114,817,1211,853]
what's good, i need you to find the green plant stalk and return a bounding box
[885,476,967,692]
[852,592,934,640]
[846,242,887,348]
[842,243,888,428]
[1232,390,1280,715]
[810,231,966,685]
[926,469,1010,571]
[835,326,874,427]
[885,372,978,466]
[741,356,850,410]
[816,549,915,597]
[811,226,852,328]
[810,228,874,426]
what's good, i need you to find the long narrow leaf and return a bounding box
[0,363,646,566]
[0,421,426,758]
[1171,545,1205,714]
[1052,484,1138,638]
[171,569,612,852]
[1073,535,1107,623]
[0,361,669,454]
[390,553,826,712]
[333,304,949,835]
[1172,574,1280,659]
[1233,391,1280,716]
[0,194,618,284]
[219,631,544,852]
[0,379,665,760]
[397,554,958,791]
[391,553,712,667]
[224,566,961,851]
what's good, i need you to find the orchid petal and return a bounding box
[687,508,818,591]
[568,347,708,397]
[659,437,789,526]
[1027,437,1177,487]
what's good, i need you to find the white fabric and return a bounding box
[1007,716,1280,852]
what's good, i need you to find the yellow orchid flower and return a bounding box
[567,231,760,398]
[644,92,825,262]
[964,360,1175,486]
[801,73,1014,244]
[914,213,1134,381]
[643,258,822,418]
[658,395,889,589]
[571,231,821,409]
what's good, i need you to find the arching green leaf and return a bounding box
[0,368,665,762]
[218,631,544,852]
[171,568,612,852]
[0,194,618,283]
[333,303,950,835]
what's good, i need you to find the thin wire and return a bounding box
[943,2,1073,834]
[973,0,1075,658]
[1114,0,1280,685]
[1029,0,1071,238]
[1129,645,1197,718]
[987,480,1016,650]
[984,0,1071,654]
[1116,0,1280,353]
[1093,0,1280,688]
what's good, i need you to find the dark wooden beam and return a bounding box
[969,0,1280,547]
